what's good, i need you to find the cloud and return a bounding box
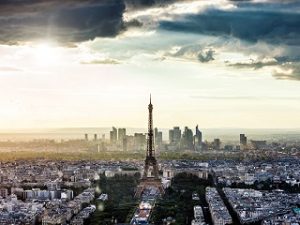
[81,58,121,65]
[1,0,300,82]
[0,0,185,45]
[165,44,215,63]
[225,51,300,81]
[198,49,215,63]
[273,63,300,81]
[0,1,126,45]
[159,4,300,46]
[190,95,300,100]
[125,0,178,9]
[0,66,22,72]
[158,2,300,80]
[228,59,278,69]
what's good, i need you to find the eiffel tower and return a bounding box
[135,95,165,197]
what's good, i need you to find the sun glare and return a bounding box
[33,43,60,66]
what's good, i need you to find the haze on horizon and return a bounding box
[0,0,300,130]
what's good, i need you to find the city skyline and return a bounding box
[1,0,300,129]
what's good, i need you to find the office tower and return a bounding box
[134,133,146,150]
[102,134,105,140]
[194,125,202,151]
[154,128,163,147]
[110,127,117,144]
[181,126,194,149]
[118,128,126,143]
[169,126,181,144]
[158,132,163,145]
[94,134,97,141]
[240,134,247,150]
[122,137,127,151]
[173,127,181,144]
[169,130,174,144]
[84,133,88,141]
[213,138,221,150]
[124,135,134,151]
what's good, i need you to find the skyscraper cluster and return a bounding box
[168,125,203,151]
[84,133,103,141]
[109,127,128,150]
[107,127,163,151]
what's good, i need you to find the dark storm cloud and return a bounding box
[0,0,179,45]
[125,0,177,8]
[159,2,300,80]
[160,5,300,46]
[0,0,126,44]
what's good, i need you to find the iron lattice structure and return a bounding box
[143,95,159,178]
[135,95,164,197]
[147,96,154,158]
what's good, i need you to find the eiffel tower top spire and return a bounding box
[148,94,153,110]
[147,94,154,158]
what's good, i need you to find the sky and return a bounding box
[0,0,300,129]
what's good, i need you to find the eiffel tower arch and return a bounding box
[135,95,165,198]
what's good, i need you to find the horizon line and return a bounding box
[1,126,300,132]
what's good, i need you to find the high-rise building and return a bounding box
[118,128,126,143]
[181,126,194,149]
[173,127,181,144]
[154,128,163,147]
[124,135,134,151]
[122,137,127,151]
[240,134,247,150]
[134,133,146,150]
[194,125,202,151]
[213,138,221,150]
[169,130,174,144]
[84,134,88,141]
[169,127,181,144]
[110,127,117,144]
[94,134,97,141]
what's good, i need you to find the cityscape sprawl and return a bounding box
[1,0,300,224]
[0,99,300,225]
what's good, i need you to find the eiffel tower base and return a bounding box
[135,177,165,198]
